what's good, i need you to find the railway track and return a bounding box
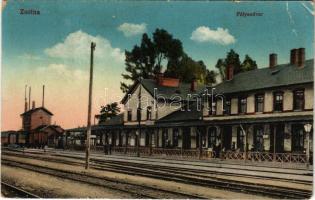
[2,159,203,199]
[3,150,312,185]
[2,150,312,199]
[1,181,40,198]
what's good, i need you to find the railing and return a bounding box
[65,144,308,164]
[221,151,307,164]
[109,147,217,159]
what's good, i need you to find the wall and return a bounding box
[30,110,52,130]
[246,95,255,113]
[124,84,181,122]
[283,90,293,111]
[264,91,273,112]
[305,85,314,110]
[231,98,238,114]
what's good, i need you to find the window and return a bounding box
[238,97,247,114]
[224,98,231,115]
[208,127,217,148]
[254,126,264,152]
[237,127,245,151]
[293,90,304,110]
[146,106,152,120]
[291,124,305,152]
[255,94,264,112]
[127,110,132,121]
[274,92,283,112]
[208,97,216,115]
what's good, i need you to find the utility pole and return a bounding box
[199,93,204,159]
[137,78,142,157]
[85,42,96,170]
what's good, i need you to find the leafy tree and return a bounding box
[98,102,120,124]
[121,29,217,92]
[226,49,242,74]
[120,29,183,93]
[205,69,218,86]
[165,54,217,85]
[215,59,226,81]
[120,33,155,93]
[241,55,257,72]
[215,49,257,81]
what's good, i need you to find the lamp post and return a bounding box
[304,123,312,167]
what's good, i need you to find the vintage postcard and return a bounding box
[1,0,314,199]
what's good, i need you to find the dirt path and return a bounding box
[1,165,137,198]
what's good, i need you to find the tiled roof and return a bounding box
[20,107,53,116]
[33,124,63,133]
[99,113,124,126]
[157,102,202,123]
[121,79,204,104]
[212,59,313,94]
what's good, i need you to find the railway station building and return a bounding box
[66,48,313,164]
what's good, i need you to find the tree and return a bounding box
[215,58,226,81]
[120,33,156,93]
[241,55,257,72]
[226,49,242,74]
[120,29,183,93]
[98,102,120,124]
[205,69,218,86]
[121,29,218,92]
[165,54,217,85]
[215,49,257,81]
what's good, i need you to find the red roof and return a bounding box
[20,107,53,116]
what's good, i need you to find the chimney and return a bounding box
[24,85,27,112]
[190,78,197,92]
[290,48,298,65]
[42,85,45,107]
[24,102,28,112]
[297,48,305,67]
[28,87,31,110]
[32,101,35,109]
[155,73,164,85]
[269,53,277,68]
[226,65,234,81]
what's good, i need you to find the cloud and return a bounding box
[36,63,88,81]
[117,23,147,37]
[190,26,236,45]
[19,53,41,60]
[44,30,124,64]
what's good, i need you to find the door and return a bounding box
[270,124,284,153]
[292,124,304,152]
[182,127,191,149]
[222,126,232,150]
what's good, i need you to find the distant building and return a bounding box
[1,86,64,147]
[20,103,64,147]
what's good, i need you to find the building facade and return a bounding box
[66,48,313,164]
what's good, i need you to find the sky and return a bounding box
[1,1,314,131]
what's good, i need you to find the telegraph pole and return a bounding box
[137,78,142,157]
[85,42,96,169]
